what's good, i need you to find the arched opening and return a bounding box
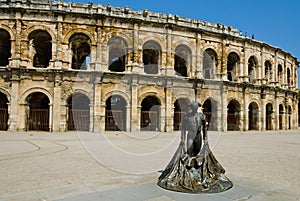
[203,98,218,131]
[203,48,217,79]
[174,45,191,77]
[0,29,11,66]
[105,95,127,131]
[227,100,240,131]
[266,103,273,130]
[277,64,283,84]
[227,52,240,81]
[28,30,52,68]
[69,33,91,70]
[173,98,189,131]
[287,68,291,86]
[248,56,258,83]
[67,93,90,131]
[279,104,284,130]
[108,37,127,72]
[264,61,272,82]
[288,105,292,129]
[0,92,9,130]
[26,92,50,131]
[248,102,259,130]
[141,96,161,131]
[143,40,161,74]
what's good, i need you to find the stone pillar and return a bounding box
[221,43,227,80]
[243,90,248,131]
[126,105,131,132]
[274,94,279,131]
[49,104,53,132]
[165,86,173,132]
[160,105,166,132]
[131,77,139,131]
[8,74,20,131]
[52,76,62,132]
[195,33,202,78]
[93,80,102,132]
[221,86,227,132]
[131,23,143,74]
[89,102,94,132]
[94,26,102,71]
[10,13,22,67]
[165,29,174,76]
[261,100,266,131]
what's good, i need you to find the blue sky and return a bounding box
[69,0,300,87]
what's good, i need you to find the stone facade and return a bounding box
[0,0,298,132]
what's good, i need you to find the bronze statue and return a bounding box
[157,101,233,193]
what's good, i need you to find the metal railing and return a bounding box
[28,109,49,131]
[68,109,90,131]
[0,108,8,130]
[105,110,125,131]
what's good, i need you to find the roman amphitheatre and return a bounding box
[0,0,298,132]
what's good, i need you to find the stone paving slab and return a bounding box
[1,173,299,201]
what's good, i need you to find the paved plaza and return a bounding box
[0,130,300,201]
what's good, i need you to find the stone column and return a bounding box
[94,26,103,71]
[160,105,166,132]
[195,33,202,78]
[93,79,102,132]
[53,16,63,69]
[126,105,131,132]
[89,102,94,132]
[131,77,139,131]
[52,76,62,132]
[131,23,143,74]
[243,89,248,131]
[261,100,266,131]
[49,104,53,132]
[165,85,173,132]
[274,94,279,130]
[165,28,174,76]
[221,86,227,131]
[9,13,22,67]
[221,43,227,80]
[8,73,20,131]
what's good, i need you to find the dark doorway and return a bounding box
[279,104,284,130]
[28,30,52,68]
[266,103,273,130]
[105,95,127,131]
[143,41,161,74]
[173,98,189,131]
[68,93,90,131]
[174,45,190,77]
[248,102,259,130]
[108,37,127,72]
[0,29,11,66]
[69,33,91,70]
[0,92,8,130]
[203,99,217,131]
[227,100,240,131]
[227,52,240,81]
[141,96,161,131]
[26,92,50,131]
